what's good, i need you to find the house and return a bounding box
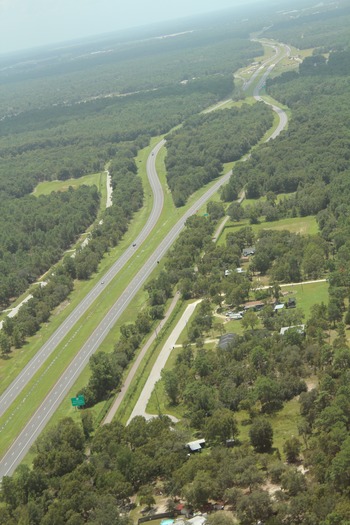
[243,300,265,311]
[242,247,255,257]
[280,325,305,336]
[187,439,206,453]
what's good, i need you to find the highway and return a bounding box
[0,140,165,422]
[0,40,290,478]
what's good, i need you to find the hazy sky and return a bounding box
[0,0,260,55]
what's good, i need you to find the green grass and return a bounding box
[280,281,329,319]
[218,215,318,246]
[235,397,301,458]
[33,172,103,196]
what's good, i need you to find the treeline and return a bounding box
[165,103,273,206]
[0,83,233,199]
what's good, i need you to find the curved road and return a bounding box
[0,40,290,478]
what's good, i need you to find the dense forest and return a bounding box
[165,103,273,206]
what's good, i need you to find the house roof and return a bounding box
[188,516,207,525]
[187,439,206,451]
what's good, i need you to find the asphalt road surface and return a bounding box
[0,41,290,478]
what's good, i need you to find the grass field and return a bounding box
[33,172,103,196]
[218,215,318,246]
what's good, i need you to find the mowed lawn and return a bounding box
[32,172,102,196]
[218,215,318,246]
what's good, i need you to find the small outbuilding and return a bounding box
[187,439,206,453]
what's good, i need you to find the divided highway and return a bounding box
[0,138,165,422]
[0,40,290,478]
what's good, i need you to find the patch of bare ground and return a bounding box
[262,481,281,500]
[305,377,318,391]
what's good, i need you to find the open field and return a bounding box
[218,215,318,246]
[33,172,103,196]
[236,397,301,459]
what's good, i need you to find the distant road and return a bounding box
[253,41,290,139]
[0,40,291,478]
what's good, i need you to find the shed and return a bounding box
[218,333,239,350]
[187,439,206,453]
[274,303,285,312]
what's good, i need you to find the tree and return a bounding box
[329,436,350,492]
[0,331,11,357]
[162,369,180,405]
[283,436,302,463]
[236,490,272,525]
[255,376,283,413]
[241,311,259,331]
[228,202,244,222]
[204,409,238,445]
[183,471,217,509]
[280,468,306,496]
[81,410,94,439]
[138,485,156,509]
[249,418,273,453]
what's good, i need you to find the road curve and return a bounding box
[253,41,290,139]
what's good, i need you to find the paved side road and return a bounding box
[127,300,202,423]
[102,292,181,425]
